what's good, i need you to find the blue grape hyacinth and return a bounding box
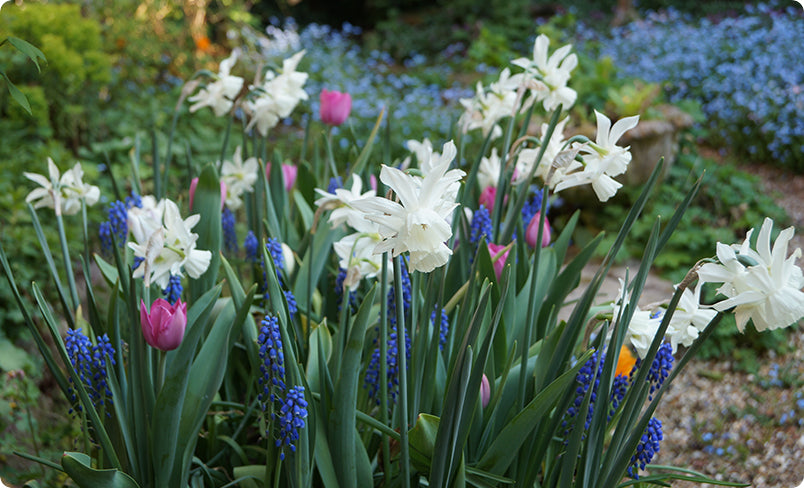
[275,386,309,460]
[258,316,286,405]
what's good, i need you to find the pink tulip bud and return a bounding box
[190,177,226,211]
[370,174,378,193]
[479,186,497,212]
[480,374,491,408]
[487,243,510,281]
[525,212,551,248]
[319,89,352,126]
[140,298,187,351]
[265,163,298,192]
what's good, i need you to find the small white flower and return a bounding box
[698,217,804,332]
[315,175,377,233]
[220,146,259,210]
[554,111,639,202]
[352,141,465,273]
[512,34,578,111]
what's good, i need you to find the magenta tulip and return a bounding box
[480,374,491,408]
[189,177,226,211]
[487,243,510,281]
[319,89,352,126]
[140,298,187,351]
[525,212,552,248]
[478,186,497,212]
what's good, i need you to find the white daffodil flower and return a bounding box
[333,232,389,292]
[127,195,163,245]
[612,278,663,359]
[514,116,574,186]
[458,68,521,140]
[315,175,378,233]
[24,158,100,216]
[477,147,502,191]
[128,198,212,289]
[245,50,308,136]
[698,218,804,332]
[555,111,639,202]
[60,163,101,214]
[512,34,578,111]
[352,141,465,273]
[221,146,259,210]
[666,283,717,351]
[189,50,244,117]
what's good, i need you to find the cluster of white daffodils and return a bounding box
[244,50,309,136]
[617,218,804,358]
[460,34,640,203]
[353,141,465,273]
[189,50,309,137]
[127,197,212,289]
[315,175,387,292]
[698,217,804,332]
[511,34,579,112]
[459,68,525,141]
[24,158,100,216]
[188,50,245,117]
[613,279,716,359]
[220,146,259,210]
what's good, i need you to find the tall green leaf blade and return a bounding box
[189,164,222,302]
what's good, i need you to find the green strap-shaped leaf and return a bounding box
[476,352,590,474]
[62,452,140,488]
[331,284,376,488]
[188,164,221,302]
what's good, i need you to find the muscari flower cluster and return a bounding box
[257,316,308,460]
[563,345,671,479]
[260,237,298,319]
[65,328,115,415]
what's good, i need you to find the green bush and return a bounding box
[0,3,111,148]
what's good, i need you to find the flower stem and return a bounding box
[55,211,79,311]
[393,255,411,488]
[156,350,167,393]
[379,255,392,483]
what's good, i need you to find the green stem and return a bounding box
[324,127,338,179]
[218,114,234,173]
[156,350,167,394]
[379,255,392,484]
[393,256,411,488]
[55,211,79,312]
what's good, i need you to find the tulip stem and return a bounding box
[324,127,339,179]
[156,350,166,393]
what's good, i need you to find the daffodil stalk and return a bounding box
[379,254,392,484]
[393,254,411,488]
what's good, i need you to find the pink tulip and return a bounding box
[369,174,378,193]
[487,243,510,281]
[140,298,187,351]
[319,89,352,126]
[525,212,551,248]
[480,374,491,408]
[265,163,298,192]
[190,177,226,211]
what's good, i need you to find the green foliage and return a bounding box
[0,3,111,147]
